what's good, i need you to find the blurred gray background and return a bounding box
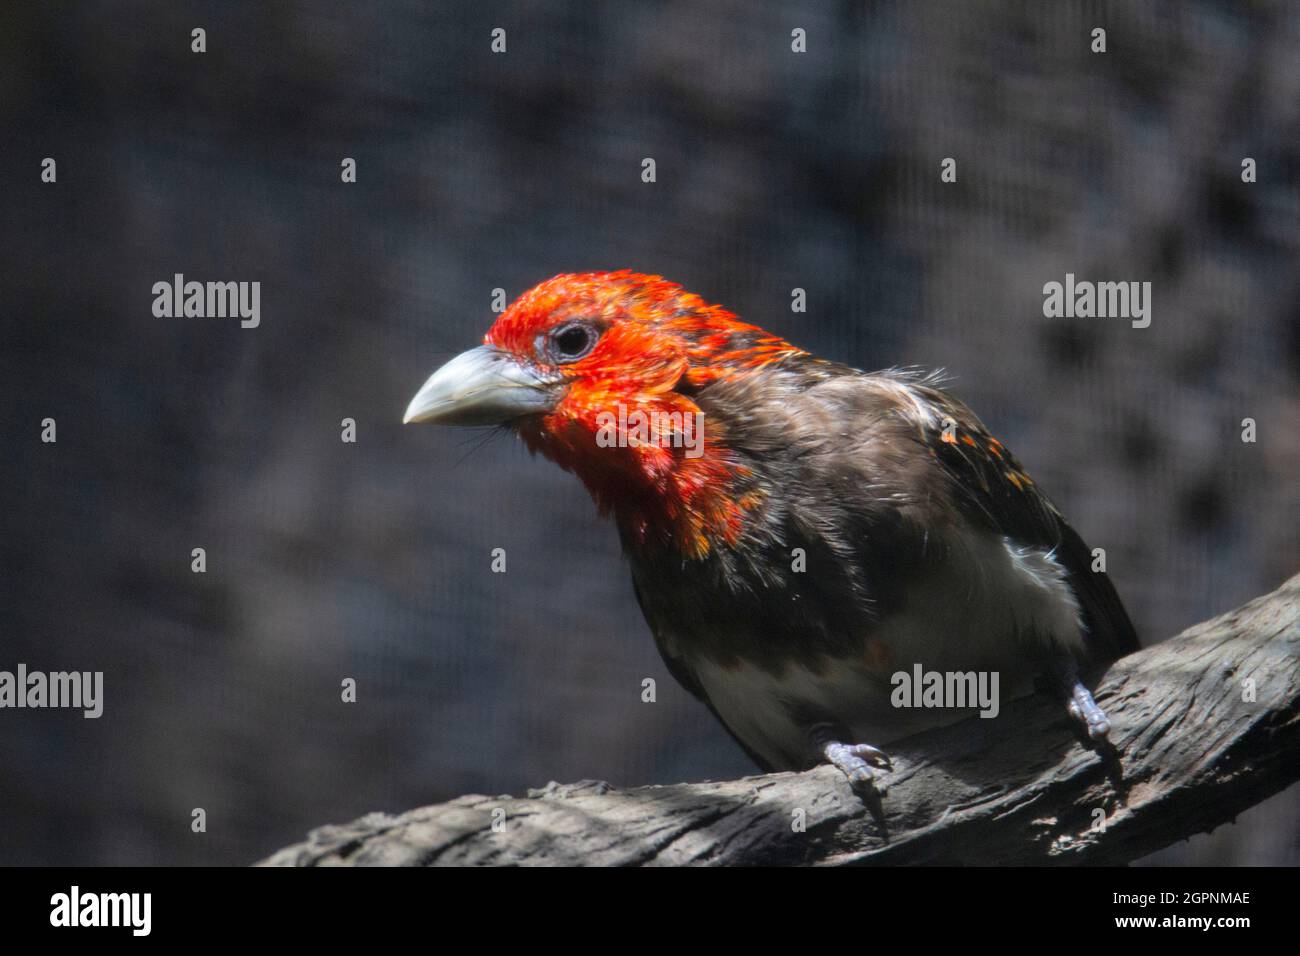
[1,0,1297,865]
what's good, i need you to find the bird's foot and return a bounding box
[1066,680,1111,742]
[822,741,892,793]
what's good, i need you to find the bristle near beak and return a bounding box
[403,346,557,426]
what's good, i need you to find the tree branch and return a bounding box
[260,573,1300,866]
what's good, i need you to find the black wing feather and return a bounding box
[915,386,1140,665]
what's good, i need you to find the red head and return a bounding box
[404,271,803,555]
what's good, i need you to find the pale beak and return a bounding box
[403,346,558,425]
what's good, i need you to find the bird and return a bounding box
[403,271,1139,790]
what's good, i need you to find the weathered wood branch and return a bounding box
[261,574,1300,866]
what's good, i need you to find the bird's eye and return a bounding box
[545,322,599,363]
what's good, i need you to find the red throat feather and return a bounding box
[488,271,802,557]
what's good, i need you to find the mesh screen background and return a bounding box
[1,1,1297,865]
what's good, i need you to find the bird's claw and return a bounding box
[1067,681,1111,741]
[823,741,892,793]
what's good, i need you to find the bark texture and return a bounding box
[261,574,1300,866]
